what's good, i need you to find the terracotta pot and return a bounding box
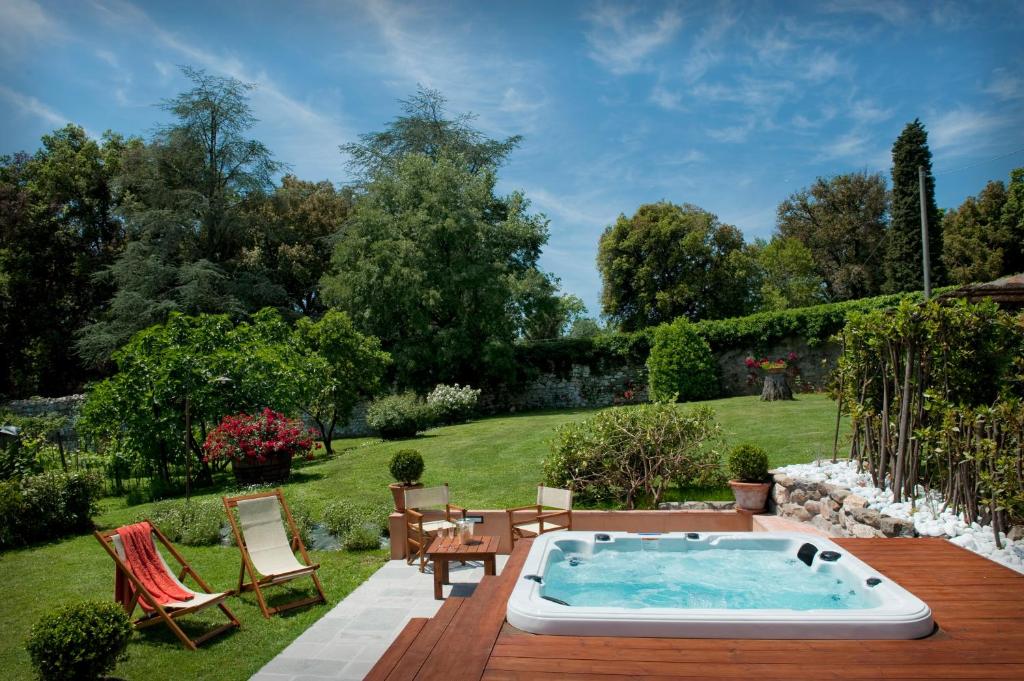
[232,452,293,485]
[389,482,423,512]
[729,480,771,512]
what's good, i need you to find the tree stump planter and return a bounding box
[760,369,794,401]
[232,453,293,485]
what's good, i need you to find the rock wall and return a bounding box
[769,469,916,538]
[2,395,85,449]
[716,336,840,397]
[479,364,649,413]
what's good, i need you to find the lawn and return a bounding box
[0,394,843,680]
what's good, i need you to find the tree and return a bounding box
[78,67,286,367]
[999,167,1024,275]
[751,236,826,311]
[295,311,390,454]
[942,180,1010,285]
[324,92,552,389]
[513,272,588,340]
[244,176,354,315]
[884,119,943,293]
[79,310,306,489]
[597,202,756,330]
[568,317,602,339]
[776,171,888,301]
[341,87,521,178]
[322,153,549,389]
[0,125,129,397]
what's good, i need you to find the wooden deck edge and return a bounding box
[380,596,466,680]
[364,618,428,681]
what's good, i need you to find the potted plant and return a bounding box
[388,449,424,512]
[203,408,314,484]
[727,444,771,512]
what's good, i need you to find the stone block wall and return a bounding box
[2,395,85,449]
[716,336,840,397]
[479,364,648,413]
[770,470,916,538]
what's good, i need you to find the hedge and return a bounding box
[510,289,946,381]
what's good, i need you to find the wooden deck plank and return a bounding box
[383,597,465,681]
[373,537,1024,681]
[364,618,428,681]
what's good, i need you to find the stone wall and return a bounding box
[479,364,649,413]
[716,336,840,397]
[2,395,85,449]
[769,469,915,538]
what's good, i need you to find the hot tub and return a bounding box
[506,531,933,639]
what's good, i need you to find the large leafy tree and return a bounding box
[776,171,888,301]
[884,119,943,293]
[0,125,129,397]
[751,236,826,311]
[325,91,553,389]
[942,180,1010,285]
[597,201,755,330]
[323,153,549,388]
[78,67,286,367]
[295,311,390,454]
[244,175,354,315]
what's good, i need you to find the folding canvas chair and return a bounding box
[404,483,466,571]
[507,484,573,545]
[95,522,240,651]
[222,489,326,619]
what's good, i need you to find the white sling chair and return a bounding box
[223,489,326,618]
[404,483,466,571]
[507,484,573,545]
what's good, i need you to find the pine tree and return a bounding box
[884,119,943,293]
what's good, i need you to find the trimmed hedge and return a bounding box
[26,601,132,680]
[511,289,945,380]
[647,319,718,402]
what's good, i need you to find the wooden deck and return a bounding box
[366,537,1024,681]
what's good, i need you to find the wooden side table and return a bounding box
[426,535,499,600]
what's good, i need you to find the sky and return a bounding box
[2,0,1023,315]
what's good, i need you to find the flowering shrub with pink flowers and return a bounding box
[202,408,315,464]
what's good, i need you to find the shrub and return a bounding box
[389,449,425,485]
[367,393,431,439]
[647,318,718,402]
[728,444,769,482]
[26,601,132,681]
[142,498,224,546]
[545,403,722,509]
[0,471,102,548]
[322,500,390,550]
[426,383,482,424]
[203,408,315,465]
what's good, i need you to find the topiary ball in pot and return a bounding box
[727,444,771,512]
[388,449,425,512]
[26,600,132,681]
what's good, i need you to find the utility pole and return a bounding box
[918,165,931,300]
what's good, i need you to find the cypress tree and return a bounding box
[884,119,943,293]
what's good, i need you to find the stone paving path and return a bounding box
[251,555,509,681]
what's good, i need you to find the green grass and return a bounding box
[0,394,843,680]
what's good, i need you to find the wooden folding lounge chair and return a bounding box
[405,483,467,571]
[223,488,326,619]
[95,522,240,651]
[507,484,573,545]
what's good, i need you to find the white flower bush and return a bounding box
[426,383,482,424]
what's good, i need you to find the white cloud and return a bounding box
[706,119,756,143]
[679,9,736,83]
[659,149,706,165]
[984,68,1023,101]
[0,0,60,56]
[848,98,893,124]
[0,84,71,128]
[928,107,1013,157]
[584,2,682,75]
[650,83,684,111]
[821,0,912,25]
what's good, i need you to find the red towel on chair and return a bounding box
[115,521,193,611]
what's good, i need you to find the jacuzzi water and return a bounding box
[543,546,872,610]
[506,531,934,639]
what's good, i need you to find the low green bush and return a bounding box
[0,471,102,548]
[26,600,132,681]
[367,393,432,439]
[647,318,718,402]
[142,498,224,546]
[545,403,722,508]
[322,500,390,550]
[389,449,424,485]
[728,444,769,482]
